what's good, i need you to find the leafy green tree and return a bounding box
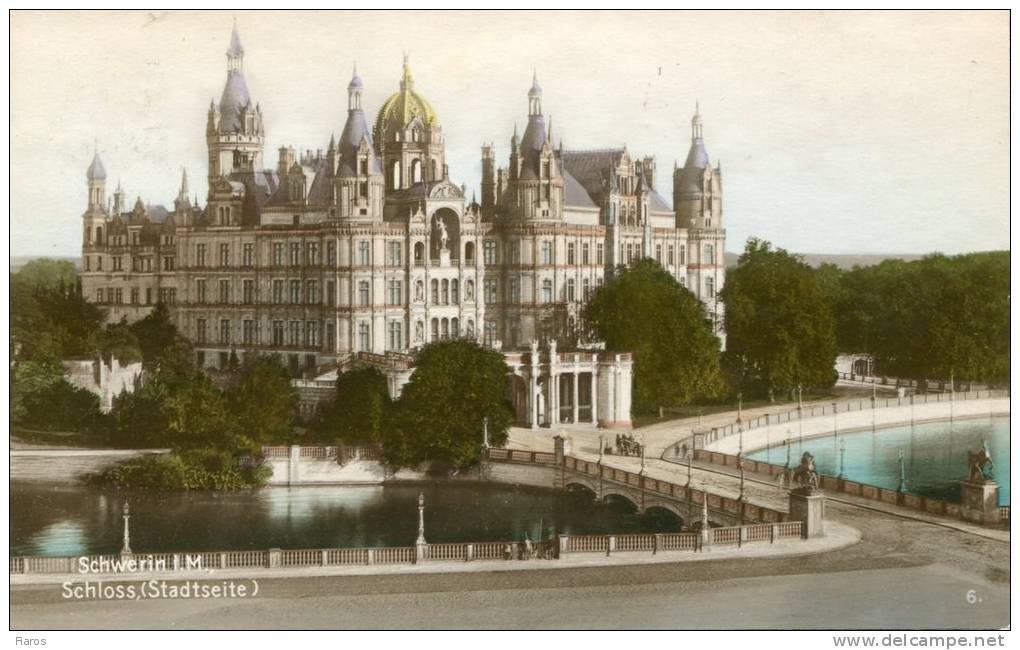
[583,258,725,411]
[21,379,102,432]
[386,340,513,470]
[10,357,65,423]
[97,320,143,364]
[128,302,183,366]
[315,366,391,445]
[721,239,837,399]
[834,252,1008,385]
[15,259,78,291]
[226,354,297,448]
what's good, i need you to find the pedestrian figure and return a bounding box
[503,543,513,560]
[524,533,534,560]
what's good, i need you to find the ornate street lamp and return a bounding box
[121,500,132,556]
[416,492,427,546]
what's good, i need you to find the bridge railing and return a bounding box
[691,449,1007,525]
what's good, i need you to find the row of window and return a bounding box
[194,241,406,269]
[84,255,174,272]
[478,240,713,267]
[194,318,404,352]
[94,287,176,305]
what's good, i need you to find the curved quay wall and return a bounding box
[702,395,1009,457]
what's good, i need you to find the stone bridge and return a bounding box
[486,449,792,529]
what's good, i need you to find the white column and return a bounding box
[530,374,538,429]
[572,373,580,424]
[551,373,559,425]
[591,364,599,425]
[607,367,616,425]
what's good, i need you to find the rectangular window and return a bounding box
[387,279,402,305]
[163,256,174,271]
[289,321,301,346]
[387,241,402,266]
[145,288,152,304]
[596,243,604,265]
[567,243,576,265]
[243,243,254,267]
[358,241,371,266]
[130,288,139,304]
[196,279,206,303]
[706,276,715,299]
[325,322,335,349]
[668,245,675,266]
[115,288,123,304]
[196,319,207,344]
[542,279,553,303]
[567,278,576,302]
[655,244,662,262]
[219,319,231,344]
[289,243,300,266]
[680,245,686,265]
[219,279,230,304]
[113,257,122,271]
[358,280,370,306]
[307,280,319,305]
[85,257,91,271]
[582,243,590,266]
[483,240,497,265]
[509,277,519,304]
[326,280,335,306]
[219,244,230,267]
[197,244,207,268]
[273,280,284,304]
[541,241,553,265]
[484,279,497,304]
[290,280,301,304]
[306,321,320,347]
[243,320,255,345]
[327,241,337,265]
[583,278,591,300]
[273,243,284,266]
[357,322,370,351]
[272,320,285,346]
[307,242,320,265]
[243,279,255,304]
[97,257,103,271]
[388,321,402,351]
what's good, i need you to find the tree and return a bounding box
[386,340,513,470]
[15,259,78,291]
[226,355,297,448]
[129,302,184,367]
[10,357,65,424]
[315,366,391,445]
[583,258,725,411]
[721,239,837,399]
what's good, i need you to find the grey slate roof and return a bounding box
[563,169,596,208]
[218,71,252,134]
[561,149,624,205]
[227,23,244,58]
[337,109,381,177]
[679,139,709,193]
[518,114,549,179]
[86,153,106,181]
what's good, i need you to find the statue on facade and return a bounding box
[434,214,449,251]
[791,451,820,493]
[415,280,424,302]
[967,440,994,481]
[415,320,424,343]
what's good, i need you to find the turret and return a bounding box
[207,22,265,183]
[481,143,496,219]
[86,150,106,211]
[335,65,384,220]
[674,102,722,230]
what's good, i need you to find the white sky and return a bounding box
[10,10,1009,258]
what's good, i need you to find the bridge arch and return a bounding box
[602,490,640,513]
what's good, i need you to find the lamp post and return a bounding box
[838,438,846,480]
[598,435,604,463]
[482,416,490,450]
[785,430,792,469]
[737,392,743,424]
[897,451,907,493]
[832,402,839,456]
[120,500,132,556]
[416,492,427,546]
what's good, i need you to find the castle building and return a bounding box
[79,25,727,429]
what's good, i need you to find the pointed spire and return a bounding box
[328,133,336,152]
[179,168,189,198]
[691,101,704,140]
[547,115,553,145]
[86,149,106,181]
[400,52,414,91]
[226,19,244,72]
[530,68,541,94]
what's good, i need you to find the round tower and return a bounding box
[206,21,265,183]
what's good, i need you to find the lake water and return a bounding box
[10,482,683,557]
[746,416,1009,505]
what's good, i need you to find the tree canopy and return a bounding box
[583,258,725,411]
[721,239,837,399]
[226,355,298,449]
[314,366,392,445]
[830,252,1008,384]
[384,340,513,470]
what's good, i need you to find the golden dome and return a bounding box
[373,56,439,144]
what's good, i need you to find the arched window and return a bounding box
[414,242,425,265]
[95,226,103,244]
[430,159,437,181]
[431,279,439,304]
[542,279,553,303]
[451,318,460,338]
[451,279,459,304]
[431,318,439,342]
[441,318,449,339]
[411,159,422,184]
[464,241,475,263]
[441,279,449,304]
[390,160,401,190]
[704,244,715,264]
[706,276,715,298]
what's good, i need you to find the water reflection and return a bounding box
[748,416,1009,504]
[11,482,682,557]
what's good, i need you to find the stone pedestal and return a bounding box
[553,434,566,465]
[788,489,826,538]
[960,480,999,526]
[439,248,451,267]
